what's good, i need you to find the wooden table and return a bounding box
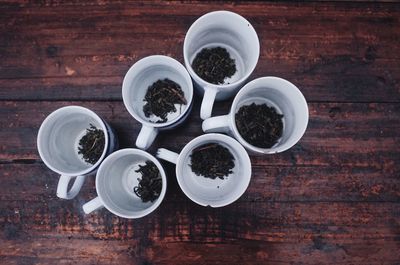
[1,1,399,264]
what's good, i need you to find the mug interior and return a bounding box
[231,77,309,153]
[96,149,166,218]
[176,134,251,207]
[184,11,259,86]
[38,106,108,175]
[123,56,193,126]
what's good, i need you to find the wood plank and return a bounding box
[2,0,400,8]
[0,162,399,203]
[0,2,399,101]
[0,101,399,168]
[1,200,399,264]
[1,162,399,259]
[3,195,398,240]
[1,233,399,265]
[0,99,397,263]
[0,1,399,264]
[0,100,398,264]
[1,1,400,10]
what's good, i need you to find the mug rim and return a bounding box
[229,76,309,154]
[175,133,252,207]
[122,55,194,128]
[95,148,167,219]
[37,105,110,176]
[183,10,260,90]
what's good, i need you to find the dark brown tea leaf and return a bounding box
[235,103,284,148]
[134,160,162,203]
[192,47,237,85]
[143,78,187,123]
[77,124,105,165]
[190,143,235,180]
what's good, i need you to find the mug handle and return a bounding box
[156,148,179,164]
[136,124,158,150]
[202,114,231,134]
[82,196,104,214]
[200,87,218,120]
[56,175,86,200]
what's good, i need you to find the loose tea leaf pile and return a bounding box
[77,124,105,164]
[133,161,162,203]
[235,103,284,148]
[143,78,187,123]
[192,47,237,85]
[190,143,235,180]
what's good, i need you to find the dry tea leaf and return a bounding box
[192,47,236,85]
[143,78,187,123]
[235,103,283,148]
[134,161,162,203]
[77,124,105,165]
[190,143,235,180]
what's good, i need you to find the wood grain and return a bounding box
[0,1,399,102]
[1,162,399,264]
[1,100,399,167]
[1,194,399,264]
[2,236,398,265]
[0,1,399,265]
[0,100,399,264]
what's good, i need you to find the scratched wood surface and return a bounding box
[0,1,399,265]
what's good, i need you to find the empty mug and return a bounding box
[202,77,309,154]
[122,55,194,150]
[82,148,167,219]
[156,133,251,207]
[37,106,118,199]
[183,10,260,120]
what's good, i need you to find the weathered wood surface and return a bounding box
[1,101,399,168]
[1,1,400,265]
[1,1,399,102]
[1,161,399,264]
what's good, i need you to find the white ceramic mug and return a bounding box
[82,148,167,219]
[156,133,251,207]
[202,77,309,154]
[183,10,260,120]
[37,106,118,200]
[122,55,194,150]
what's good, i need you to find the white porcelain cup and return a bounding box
[156,133,251,207]
[122,55,194,150]
[82,148,167,219]
[202,77,309,154]
[37,106,118,200]
[183,10,260,120]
